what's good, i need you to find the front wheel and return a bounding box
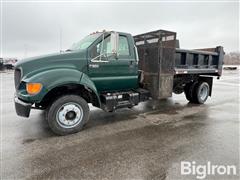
[47,95,89,135]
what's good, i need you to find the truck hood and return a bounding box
[15,50,88,78]
[16,52,63,66]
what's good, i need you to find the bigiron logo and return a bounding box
[181,161,237,179]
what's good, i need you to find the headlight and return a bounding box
[26,83,42,95]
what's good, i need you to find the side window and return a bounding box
[91,36,111,59]
[118,36,130,56]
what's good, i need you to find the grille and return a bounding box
[14,68,21,89]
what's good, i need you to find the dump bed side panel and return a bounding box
[175,46,224,76]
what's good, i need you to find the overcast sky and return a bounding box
[1,1,239,59]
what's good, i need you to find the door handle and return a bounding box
[129,60,136,68]
[129,60,134,65]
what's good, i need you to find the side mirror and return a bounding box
[110,32,119,59]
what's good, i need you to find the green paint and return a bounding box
[15,32,139,107]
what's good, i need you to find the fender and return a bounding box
[80,73,99,96]
[21,68,101,106]
[79,73,101,107]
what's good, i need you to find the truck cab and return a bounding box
[87,32,138,92]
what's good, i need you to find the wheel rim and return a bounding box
[199,85,208,101]
[56,102,83,129]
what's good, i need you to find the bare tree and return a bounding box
[224,52,240,65]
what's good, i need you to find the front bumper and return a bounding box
[14,96,32,117]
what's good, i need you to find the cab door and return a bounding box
[88,33,138,92]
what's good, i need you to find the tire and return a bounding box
[192,82,210,104]
[184,82,197,102]
[47,95,89,135]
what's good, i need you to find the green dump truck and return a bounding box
[14,29,224,135]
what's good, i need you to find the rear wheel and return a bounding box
[47,95,89,135]
[184,82,197,102]
[192,82,209,104]
[184,81,209,104]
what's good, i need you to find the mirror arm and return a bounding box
[90,53,109,63]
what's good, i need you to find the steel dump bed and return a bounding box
[134,30,224,99]
[134,29,224,77]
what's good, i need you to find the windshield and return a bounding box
[70,33,103,51]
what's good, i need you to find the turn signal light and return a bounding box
[26,83,42,95]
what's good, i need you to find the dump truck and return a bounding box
[14,29,224,135]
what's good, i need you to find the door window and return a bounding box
[118,36,130,56]
[90,34,130,60]
[91,36,111,59]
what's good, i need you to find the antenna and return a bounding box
[59,27,62,52]
[24,44,28,58]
